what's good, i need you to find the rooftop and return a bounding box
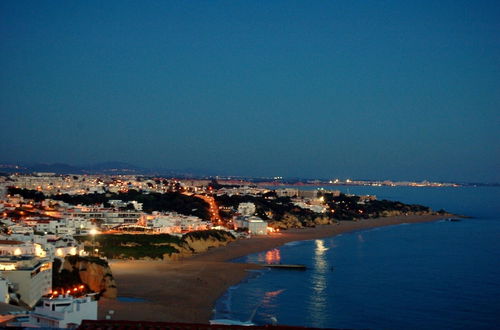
[0,240,23,245]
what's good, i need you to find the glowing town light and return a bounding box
[0,264,16,271]
[56,248,63,257]
[35,244,46,257]
[69,247,77,255]
[14,248,22,256]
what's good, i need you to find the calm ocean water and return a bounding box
[214,186,500,329]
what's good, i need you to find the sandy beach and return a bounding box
[98,214,450,323]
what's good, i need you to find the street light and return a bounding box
[90,228,98,256]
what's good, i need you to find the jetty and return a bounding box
[259,264,307,270]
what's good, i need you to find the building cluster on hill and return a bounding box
[139,212,211,234]
[3,173,200,196]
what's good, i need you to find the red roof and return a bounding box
[0,240,23,245]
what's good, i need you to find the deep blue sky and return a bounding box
[1,1,499,182]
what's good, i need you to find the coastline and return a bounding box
[98,214,451,324]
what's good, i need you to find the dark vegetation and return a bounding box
[216,192,432,226]
[322,193,431,220]
[208,179,242,190]
[216,194,327,227]
[184,229,235,241]
[67,255,109,267]
[7,187,210,220]
[52,257,81,290]
[7,187,45,202]
[75,233,183,259]
[75,230,232,259]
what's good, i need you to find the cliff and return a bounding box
[59,256,117,298]
[267,211,435,230]
[76,230,236,261]
[269,212,336,229]
[164,230,236,261]
[183,230,235,253]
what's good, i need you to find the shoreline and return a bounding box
[98,214,452,324]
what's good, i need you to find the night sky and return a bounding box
[1,1,499,182]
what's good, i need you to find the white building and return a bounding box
[293,201,327,213]
[25,216,92,236]
[144,215,179,233]
[142,212,210,234]
[238,202,256,216]
[60,216,93,234]
[52,237,84,258]
[72,208,142,228]
[107,200,128,208]
[130,201,143,211]
[33,219,61,235]
[107,200,143,211]
[9,225,34,235]
[0,256,52,307]
[0,276,10,303]
[276,188,299,198]
[235,216,268,235]
[28,293,97,328]
[0,240,38,257]
[217,186,269,197]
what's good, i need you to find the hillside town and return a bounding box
[0,173,321,327]
[0,172,437,328]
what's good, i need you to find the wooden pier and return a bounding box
[259,264,307,270]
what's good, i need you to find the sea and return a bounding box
[213,186,500,329]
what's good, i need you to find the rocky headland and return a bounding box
[53,255,117,298]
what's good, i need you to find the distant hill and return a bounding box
[27,163,84,174]
[83,162,147,174]
[0,161,146,175]
[0,161,216,178]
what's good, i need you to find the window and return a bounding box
[55,303,71,307]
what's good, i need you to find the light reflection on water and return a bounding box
[217,187,500,329]
[255,248,281,264]
[307,239,329,327]
[265,249,281,264]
